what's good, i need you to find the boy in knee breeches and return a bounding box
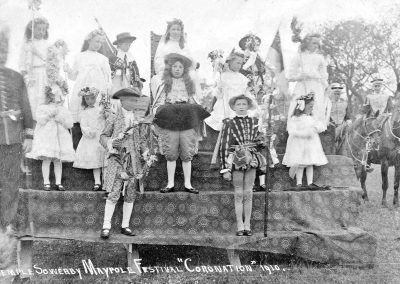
[99,87,150,239]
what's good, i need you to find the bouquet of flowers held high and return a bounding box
[207,49,225,74]
[46,40,69,96]
[98,91,113,119]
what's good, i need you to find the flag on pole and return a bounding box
[266,28,288,97]
[95,18,119,65]
[98,34,118,65]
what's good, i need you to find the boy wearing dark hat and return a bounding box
[99,87,151,239]
[111,32,145,95]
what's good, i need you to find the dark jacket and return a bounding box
[0,66,34,145]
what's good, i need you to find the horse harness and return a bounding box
[345,116,385,166]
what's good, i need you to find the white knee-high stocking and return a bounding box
[306,166,314,185]
[259,174,265,186]
[122,202,134,228]
[102,200,116,229]
[93,168,101,184]
[296,167,305,185]
[53,160,62,185]
[166,161,176,188]
[182,161,192,188]
[41,159,51,184]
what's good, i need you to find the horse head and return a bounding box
[360,103,374,118]
[362,111,389,150]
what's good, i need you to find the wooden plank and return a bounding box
[126,244,141,274]
[17,239,33,278]
[227,248,241,266]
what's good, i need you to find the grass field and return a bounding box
[3,166,400,284]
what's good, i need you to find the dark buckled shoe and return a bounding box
[160,186,175,193]
[43,184,51,191]
[244,230,253,236]
[100,228,110,239]
[55,184,65,191]
[103,192,109,200]
[93,184,102,191]
[307,183,319,189]
[260,184,272,192]
[236,230,245,236]
[121,227,136,236]
[252,184,259,192]
[184,187,199,194]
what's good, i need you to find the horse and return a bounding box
[367,99,400,207]
[336,108,389,201]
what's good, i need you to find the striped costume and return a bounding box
[219,116,266,172]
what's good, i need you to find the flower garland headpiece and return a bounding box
[78,87,100,97]
[291,17,321,52]
[240,33,261,52]
[207,49,224,61]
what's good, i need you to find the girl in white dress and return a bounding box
[65,29,112,148]
[73,87,106,191]
[287,34,331,133]
[205,51,250,131]
[153,18,192,75]
[282,92,328,187]
[27,85,75,191]
[19,17,50,121]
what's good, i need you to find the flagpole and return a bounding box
[94,17,117,53]
[262,22,283,238]
[26,0,42,237]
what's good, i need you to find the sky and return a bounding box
[0,0,396,94]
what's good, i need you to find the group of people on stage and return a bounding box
[0,15,394,238]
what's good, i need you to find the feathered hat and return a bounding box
[238,33,261,51]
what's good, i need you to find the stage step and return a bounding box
[28,155,357,192]
[12,187,376,266]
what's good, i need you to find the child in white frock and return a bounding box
[19,17,50,121]
[73,87,106,190]
[282,92,328,187]
[27,85,75,191]
[205,51,250,131]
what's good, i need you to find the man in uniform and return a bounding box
[365,76,393,115]
[0,25,34,229]
[364,76,392,173]
[329,83,351,150]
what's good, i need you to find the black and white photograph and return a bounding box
[0,0,399,283]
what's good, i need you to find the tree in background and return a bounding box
[371,5,400,95]
[321,20,381,116]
